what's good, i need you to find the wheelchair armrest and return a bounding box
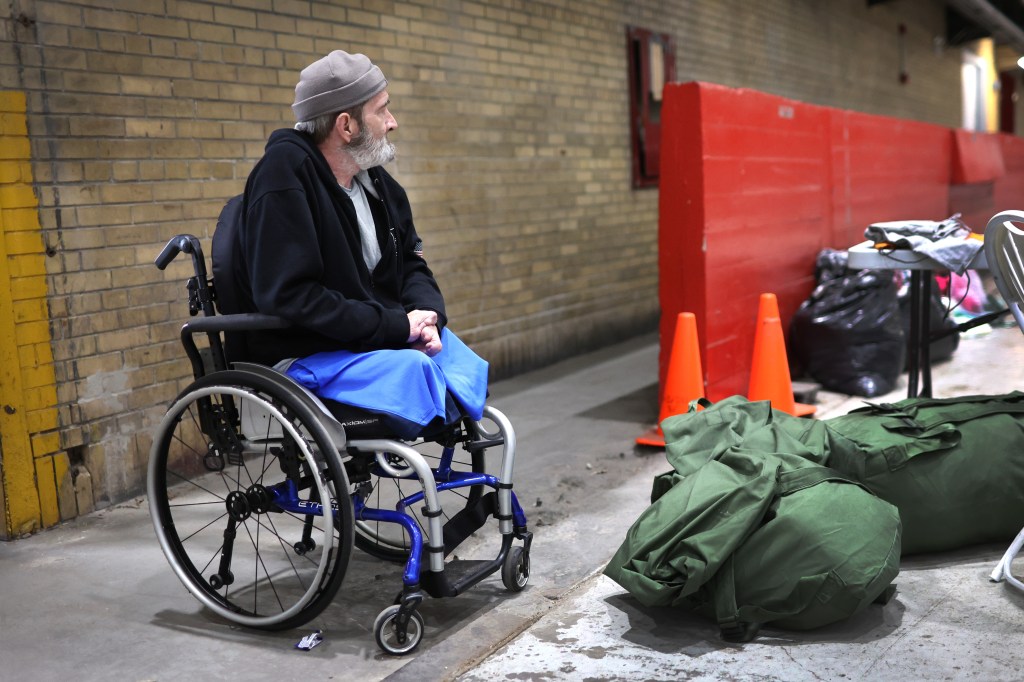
[180,313,292,379]
[182,312,293,334]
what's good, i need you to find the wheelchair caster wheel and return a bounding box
[502,545,530,592]
[294,539,316,556]
[209,570,233,589]
[373,604,424,655]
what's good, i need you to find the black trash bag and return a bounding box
[790,250,906,397]
[895,273,959,367]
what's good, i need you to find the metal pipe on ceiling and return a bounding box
[946,0,1024,51]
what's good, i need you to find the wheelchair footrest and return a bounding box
[421,557,501,599]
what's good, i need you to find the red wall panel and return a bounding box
[658,82,706,401]
[828,110,951,247]
[952,129,1005,184]
[948,130,1009,229]
[659,82,976,402]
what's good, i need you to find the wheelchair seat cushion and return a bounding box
[322,395,460,441]
[285,328,488,440]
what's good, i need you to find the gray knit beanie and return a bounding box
[292,51,387,122]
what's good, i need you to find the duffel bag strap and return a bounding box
[855,393,1024,430]
[906,392,1024,430]
[777,465,860,496]
[714,555,848,642]
[713,559,762,643]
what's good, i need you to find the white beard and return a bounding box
[349,128,396,169]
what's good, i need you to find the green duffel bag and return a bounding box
[663,396,831,477]
[686,464,901,640]
[604,453,780,610]
[824,391,1024,555]
[606,398,901,641]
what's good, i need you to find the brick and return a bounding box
[72,351,124,378]
[79,247,139,271]
[137,160,167,181]
[62,71,122,95]
[69,117,127,138]
[95,325,151,353]
[35,1,84,26]
[98,183,154,204]
[139,56,192,79]
[74,466,95,515]
[13,297,47,323]
[212,5,257,28]
[2,206,41,231]
[21,361,57,390]
[54,452,76,521]
[100,289,129,311]
[33,456,60,527]
[137,15,190,39]
[23,384,59,414]
[0,112,28,137]
[58,268,113,295]
[26,404,59,437]
[256,8,300,32]
[124,118,175,138]
[166,0,215,23]
[191,22,235,44]
[0,182,39,208]
[151,139,201,159]
[273,0,310,17]
[145,97,194,119]
[10,274,48,301]
[193,61,238,82]
[120,76,174,97]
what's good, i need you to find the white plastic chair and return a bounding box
[984,210,1024,589]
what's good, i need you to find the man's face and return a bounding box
[348,90,397,169]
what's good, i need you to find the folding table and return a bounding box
[847,241,988,398]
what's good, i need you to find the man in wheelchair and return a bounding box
[213,49,486,439]
[149,50,529,655]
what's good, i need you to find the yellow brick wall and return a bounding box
[0,0,970,525]
[0,91,63,538]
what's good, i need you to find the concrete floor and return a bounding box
[0,332,668,681]
[461,321,1024,682]
[1,322,1022,681]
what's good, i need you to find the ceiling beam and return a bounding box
[945,0,1024,51]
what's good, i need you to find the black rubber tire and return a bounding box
[148,370,354,630]
[373,604,424,655]
[501,545,530,592]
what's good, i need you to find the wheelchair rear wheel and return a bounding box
[148,371,354,630]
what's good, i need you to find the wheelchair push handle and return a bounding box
[155,234,206,274]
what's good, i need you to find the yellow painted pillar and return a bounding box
[0,91,62,538]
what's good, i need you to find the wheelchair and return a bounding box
[148,232,532,655]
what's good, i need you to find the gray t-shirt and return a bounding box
[341,173,382,272]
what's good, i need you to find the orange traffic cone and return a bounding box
[637,312,705,447]
[748,293,816,417]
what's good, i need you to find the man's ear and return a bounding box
[335,112,355,141]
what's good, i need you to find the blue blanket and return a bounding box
[285,328,488,438]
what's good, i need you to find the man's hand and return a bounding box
[411,324,442,356]
[407,309,437,342]
[407,310,442,356]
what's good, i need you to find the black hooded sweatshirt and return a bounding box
[220,128,446,366]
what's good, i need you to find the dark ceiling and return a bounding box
[946,1,1024,46]
[868,1,1024,50]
